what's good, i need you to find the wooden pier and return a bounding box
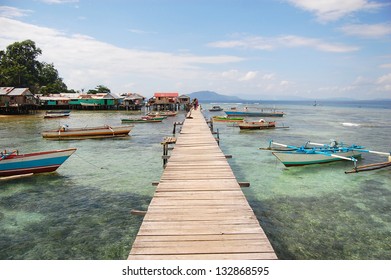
[128,108,277,260]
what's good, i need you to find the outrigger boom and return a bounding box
[264,140,390,172]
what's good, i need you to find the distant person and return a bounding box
[193,98,198,110]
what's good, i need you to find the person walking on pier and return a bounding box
[192,98,199,110]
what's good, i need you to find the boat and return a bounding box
[121,116,166,123]
[42,125,132,140]
[0,148,76,177]
[267,140,363,167]
[44,110,70,118]
[224,108,284,117]
[212,116,244,122]
[209,106,223,112]
[147,111,178,117]
[238,119,276,130]
[80,102,99,107]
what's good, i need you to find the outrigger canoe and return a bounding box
[238,120,276,130]
[121,116,166,123]
[212,116,244,122]
[225,109,284,117]
[263,140,391,172]
[44,110,71,118]
[42,125,132,140]
[267,140,362,167]
[0,148,76,177]
[147,111,178,117]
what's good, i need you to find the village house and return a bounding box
[0,87,38,114]
[120,93,145,110]
[148,92,180,111]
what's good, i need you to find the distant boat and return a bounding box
[0,148,76,177]
[121,116,166,123]
[44,110,70,118]
[238,120,276,130]
[80,102,99,107]
[224,108,284,117]
[212,116,244,122]
[209,106,223,112]
[42,125,132,140]
[267,140,362,167]
[147,111,178,117]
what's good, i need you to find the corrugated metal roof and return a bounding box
[7,88,32,96]
[0,87,32,96]
[0,87,15,95]
[154,92,178,98]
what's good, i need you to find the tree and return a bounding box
[87,85,111,94]
[39,62,68,94]
[0,40,42,90]
[0,40,69,94]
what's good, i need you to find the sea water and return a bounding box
[0,101,390,259]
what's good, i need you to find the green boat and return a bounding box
[212,116,244,122]
[121,116,166,123]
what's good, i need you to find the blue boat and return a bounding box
[224,108,284,117]
[0,148,76,177]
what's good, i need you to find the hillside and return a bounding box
[188,91,243,102]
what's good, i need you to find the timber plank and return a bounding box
[128,108,277,260]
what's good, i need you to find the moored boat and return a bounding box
[212,116,244,122]
[121,116,166,123]
[267,140,363,167]
[42,125,132,140]
[44,110,70,118]
[209,106,223,112]
[0,148,76,177]
[147,111,177,117]
[272,149,361,166]
[225,108,284,117]
[238,119,276,130]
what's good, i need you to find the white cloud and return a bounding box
[380,63,391,69]
[0,17,244,93]
[209,35,359,53]
[286,0,386,22]
[0,6,33,18]
[40,0,79,4]
[375,72,391,91]
[208,37,274,50]
[340,23,391,38]
[239,71,258,81]
[277,35,359,52]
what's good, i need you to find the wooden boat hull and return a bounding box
[44,113,70,118]
[121,117,165,123]
[212,116,244,122]
[0,148,76,177]
[238,121,276,130]
[147,111,177,117]
[209,106,223,111]
[42,125,132,140]
[272,150,361,166]
[225,111,284,117]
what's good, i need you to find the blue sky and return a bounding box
[0,0,390,100]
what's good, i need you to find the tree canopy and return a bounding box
[87,85,111,94]
[0,40,70,94]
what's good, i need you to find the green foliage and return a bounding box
[87,85,111,94]
[0,40,70,94]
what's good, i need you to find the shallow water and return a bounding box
[1,101,390,259]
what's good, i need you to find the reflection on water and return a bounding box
[1,102,390,259]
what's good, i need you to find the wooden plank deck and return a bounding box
[128,108,277,260]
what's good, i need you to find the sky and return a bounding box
[0,0,390,100]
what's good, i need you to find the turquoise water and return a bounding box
[0,102,390,259]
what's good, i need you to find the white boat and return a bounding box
[267,140,363,167]
[272,149,361,166]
